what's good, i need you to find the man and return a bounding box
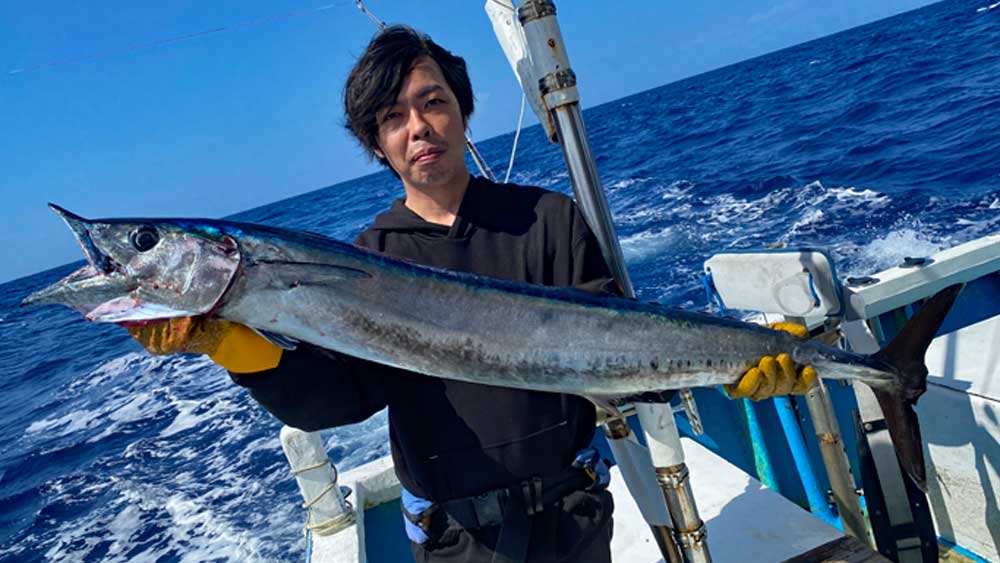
[131,26,814,562]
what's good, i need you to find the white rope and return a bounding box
[504,93,527,183]
[304,500,356,535]
[302,482,338,509]
[291,459,333,475]
[466,138,497,182]
[355,0,386,30]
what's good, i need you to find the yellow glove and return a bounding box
[127,317,283,374]
[726,322,818,401]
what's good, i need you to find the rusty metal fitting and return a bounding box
[676,524,709,549]
[517,0,556,23]
[604,417,631,439]
[540,68,577,95]
[655,464,690,489]
[818,431,841,445]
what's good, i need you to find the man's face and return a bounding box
[374,56,468,192]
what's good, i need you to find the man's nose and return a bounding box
[408,109,431,140]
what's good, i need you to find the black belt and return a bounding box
[405,466,598,563]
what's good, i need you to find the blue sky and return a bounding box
[0,0,938,284]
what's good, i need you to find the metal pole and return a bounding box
[605,418,684,563]
[517,2,711,561]
[549,106,634,294]
[804,379,869,542]
[636,404,712,563]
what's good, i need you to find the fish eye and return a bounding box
[130,226,160,252]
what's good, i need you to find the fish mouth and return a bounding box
[48,204,119,275]
[20,205,133,310]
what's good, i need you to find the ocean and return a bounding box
[2,0,998,560]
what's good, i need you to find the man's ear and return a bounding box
[373,146,385,160]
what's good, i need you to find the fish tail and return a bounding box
[867,283,964,492]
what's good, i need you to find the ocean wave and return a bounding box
[846,227,947,277]
[4,0,997,558]
[619,228,679,263]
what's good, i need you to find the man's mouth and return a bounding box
[411,147,445,163]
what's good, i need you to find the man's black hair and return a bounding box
[344,25,474,171]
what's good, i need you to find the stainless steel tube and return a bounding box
[550,105,635,296]
[805,379,869,542]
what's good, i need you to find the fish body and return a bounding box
[23,205,963,489]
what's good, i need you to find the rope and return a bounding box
[304,500,356,535]
[355,0,386,30]
[504,94,527,183]
[302,482,338,509]
[295,464,356,536]
[467,138,498,182]
[702,272,728,314]
[291,459,334,475]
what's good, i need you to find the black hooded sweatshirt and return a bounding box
[231,176,616,501]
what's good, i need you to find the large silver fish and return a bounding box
[23,205,963,490]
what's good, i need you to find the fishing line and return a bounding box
[7,2,351,76]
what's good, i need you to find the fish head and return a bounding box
[21,204,241,324]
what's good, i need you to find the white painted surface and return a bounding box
[609,437,845,562]
[926,315,1000,401]
[606,432,672,526]
[308,437,845,562]
[705,250,842,317]
[844,232,1000,320]
[636,402,685,467]
[280,427,354,535]
[308,456,396,563]
[919,385,1000,562]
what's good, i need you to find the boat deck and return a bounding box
[783,536,889,563]
[318,436,892,562]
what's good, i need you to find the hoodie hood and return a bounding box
[367,176,483,239]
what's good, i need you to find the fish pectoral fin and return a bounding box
[250,328,299,351]
[256,261,372,289]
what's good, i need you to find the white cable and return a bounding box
[504,93,527,183]
[355,0,386,30]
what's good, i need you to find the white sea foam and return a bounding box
[788,208,826,235]
[824,186,890,210]
[41,476,285,563]
[606,177,651,191]
[159,395,240,439]
[25,408,101,435]
[850,228,946,275]
[619,228,678,263]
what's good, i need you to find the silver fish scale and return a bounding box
[219,232,895,397]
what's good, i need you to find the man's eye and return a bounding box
[427,98,444,106]
[382,111,400,123]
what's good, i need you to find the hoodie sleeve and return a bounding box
[229,345,388,431]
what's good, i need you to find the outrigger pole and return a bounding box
[487,1,712,561]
